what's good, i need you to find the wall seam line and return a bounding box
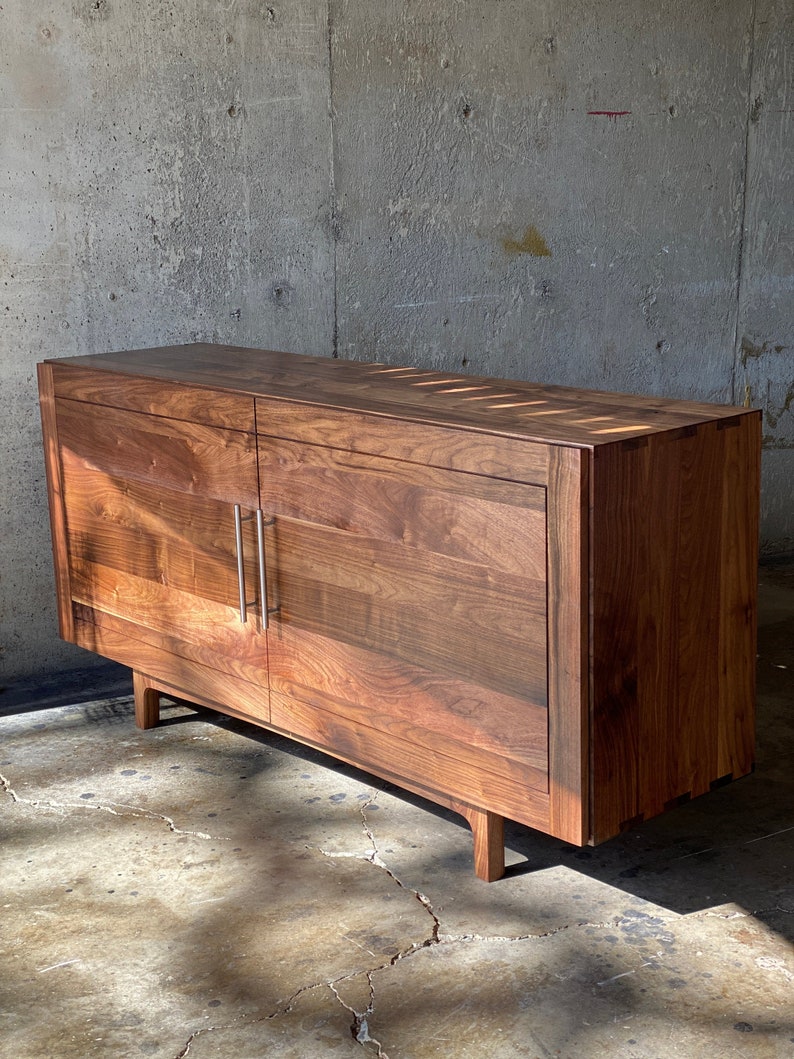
[731,0,760,405]
[327,0,339,359]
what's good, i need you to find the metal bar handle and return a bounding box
[233,504,247,624]
[256,509,270,630]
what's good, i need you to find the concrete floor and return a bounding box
[2,562,793,1059]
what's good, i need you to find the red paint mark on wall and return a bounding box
[588,110,632,121]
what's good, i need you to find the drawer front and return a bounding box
[270,685,551,832]
[256,398,551,484]
[52,364,255,432]
[56,398,258,506]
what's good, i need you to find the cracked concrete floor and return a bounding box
[2,561,793,1059]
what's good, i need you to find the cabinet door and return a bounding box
[55,398,269,712]
[258,435,549,817]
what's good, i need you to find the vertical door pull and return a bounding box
[233,504,247,624]
[256,509,270,630]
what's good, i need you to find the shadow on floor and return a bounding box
[7,560,793,943]
[0,661,131,717]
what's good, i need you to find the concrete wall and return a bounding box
[1,1,335,682]
[1,1,791,683]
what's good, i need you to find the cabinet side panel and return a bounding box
[717,415,760,779]
[37,363,75,641]
[591,417,759,842]
[589,442,645,840]
[547,446,589,845]
[640,424,727,817]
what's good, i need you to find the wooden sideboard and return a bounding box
[38,344,761,880]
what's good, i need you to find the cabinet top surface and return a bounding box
[46,343,756,447]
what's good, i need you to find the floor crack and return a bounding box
[315,796,636,1054]
[329,971,390,1055]
[1,770,218,841]
[437,919,621,945]
[691,904,794,922]
[174,974,394,1059]
[173,980,328,1058]
[359,795,441,949]
[314,793,440,956]
[322,796,632,956]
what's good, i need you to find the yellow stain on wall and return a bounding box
[502,225,552,258]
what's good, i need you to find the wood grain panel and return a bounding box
[259,434,547,705]
[590,420,759,842]
[57,388,265,672]
[62,461,259,612]
[641,426,718,817]
[546,446,589,845]
[262,429,551,823]
[37,363,75,641]
[259,437,547,582]
[74,605,271,694]
[716,413,760,779]
[268,622,547,778]
[589,441,644,839]
[51,364,255,431]
[270,691,551,833]
[56,398,258,508]
[48,344,749,446]
[268,517,547,704]
[74,617,269,723]
[257,399,551,484]
[70,560,268,663]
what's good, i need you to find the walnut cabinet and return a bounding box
[38,345,760,880]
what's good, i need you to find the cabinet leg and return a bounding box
[457,804,505,882]
[133,671,161,730]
